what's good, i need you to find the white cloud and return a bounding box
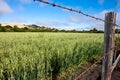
[20,0,31,4]
[94,10,107,19]
[10,18,27,23]
[69,15,93,24]
[116,11,120,25]
[36,20,70,29]
[0,0,13,15]
[36,10,120,30]
[69,15,82,23]
[18,5,24,11]
[69,10,112,30]
[117,0,120,8]
[69,10,108,24]
[39,2,48,7]
[88,10,120,29]
[98,0,104,4]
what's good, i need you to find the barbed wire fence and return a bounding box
[34,0,120,80]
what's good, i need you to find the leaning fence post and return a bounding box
[102,12,116,80]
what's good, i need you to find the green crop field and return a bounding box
[0,32,104,80]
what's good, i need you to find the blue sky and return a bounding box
[0,0,120,30]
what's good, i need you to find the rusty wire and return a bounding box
[34,0,120,28]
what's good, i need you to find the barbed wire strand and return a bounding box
[34,0,120,28]
[74,47,115,80]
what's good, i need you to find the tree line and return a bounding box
[0,24,120,33]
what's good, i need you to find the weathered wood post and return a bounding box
[102,12,116,80]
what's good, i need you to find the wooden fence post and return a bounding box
[102,12,116,80]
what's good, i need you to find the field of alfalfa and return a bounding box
[0,32,103,80]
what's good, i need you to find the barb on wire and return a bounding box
[74,47,115,80]
[34,0,120,28]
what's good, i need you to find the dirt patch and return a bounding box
[112,61,120,80]
[73,60,120,80]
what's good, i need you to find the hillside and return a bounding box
[0,23,26,28]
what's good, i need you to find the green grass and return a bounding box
[0,32,103,80]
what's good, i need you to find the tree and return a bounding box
[0,27,6,32]
[71,29,76,32]
[14,25,18,28]
[5,25,12,28]
[13,25,19,32]
[31,24,39,28]
[93,28,97,32]
[90,28,98,33]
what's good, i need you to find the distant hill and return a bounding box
[0,23,60,32]
[0,23,26,28]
